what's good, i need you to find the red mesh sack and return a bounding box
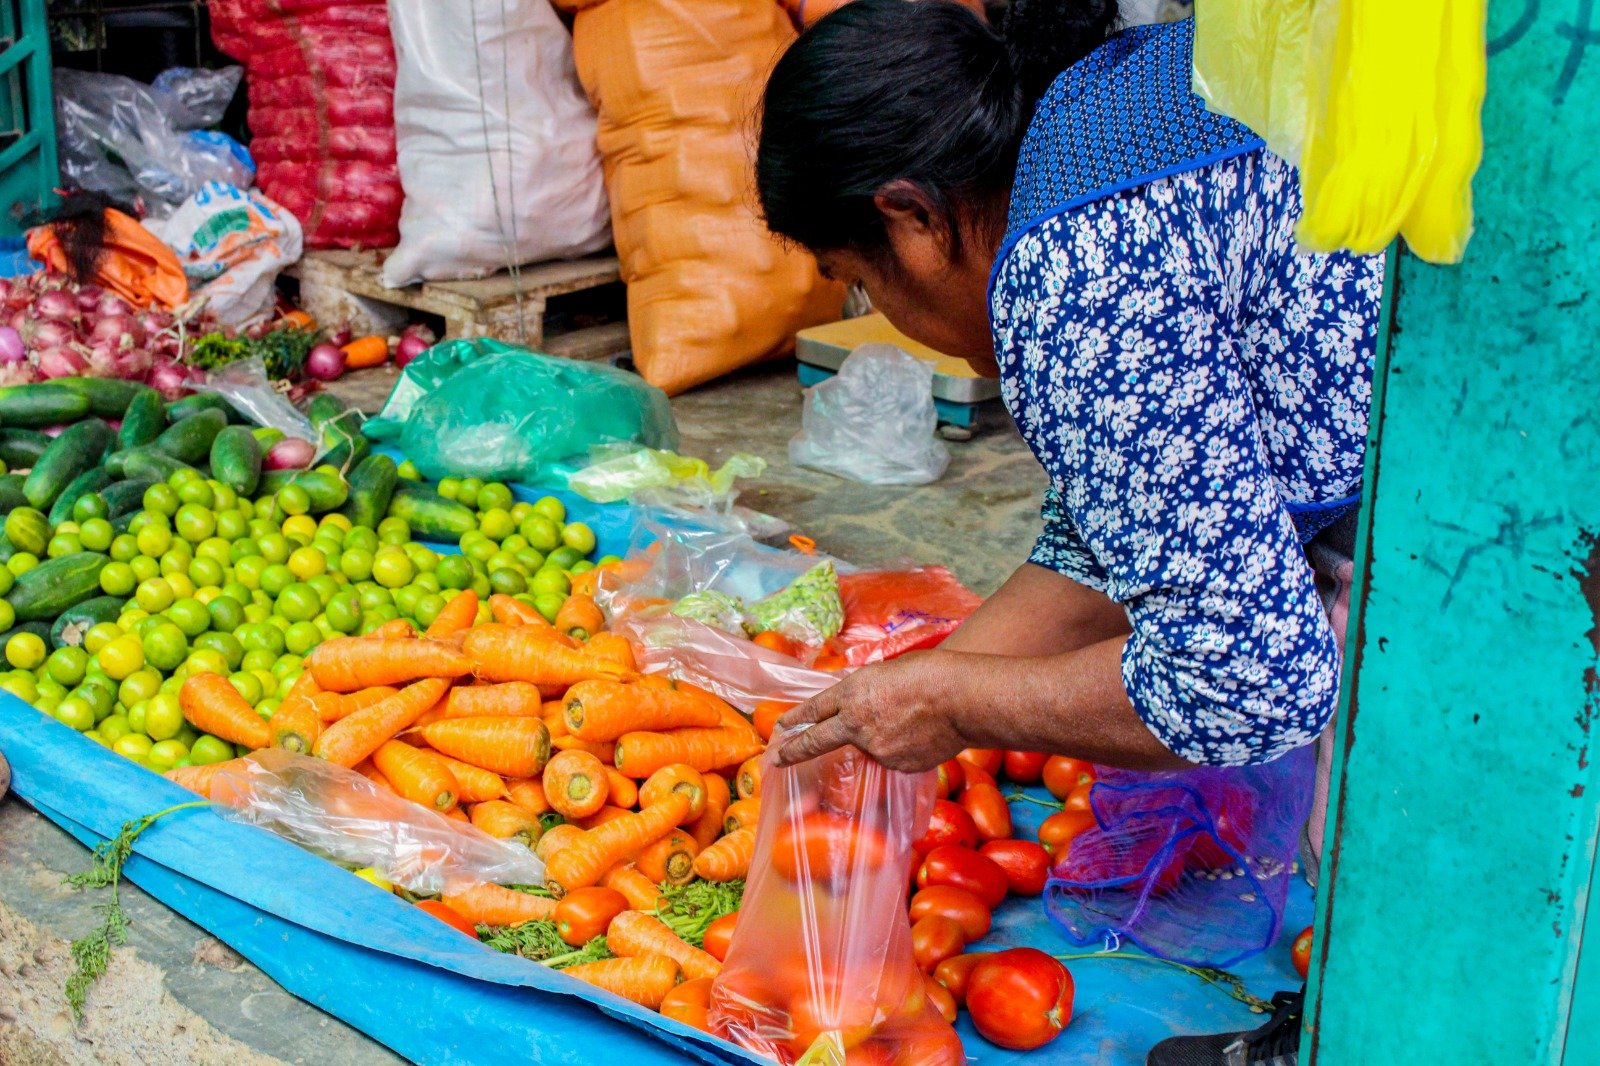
[834,567,983,666]
[708,736,963,1065]
[209,0,402,249]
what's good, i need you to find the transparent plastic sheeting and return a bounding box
[210,750,544,895]
[708,733,963,1064]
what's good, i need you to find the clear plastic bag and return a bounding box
[151,66,244,131]
[707,733,962,1064]
[567,444,766,512]
[191,358,315,440]
[614,613,844,709]
[789,344,949,486]
[209,750,545,895]
[54,68,255,210]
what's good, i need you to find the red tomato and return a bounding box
[553,886,629,946]
[415,899,478,937]
[1002,751,1048,784]
[1042,756,1095,800]
[957,748,1003,776]
[1038,810,1096,857]
[885,1030,966,1066]
[702,911,738,962]
[966,948,1075,1050]
[932,952,986,1005]
[912,914,967,972]
[660,977,713,1032]
[958,761,998,793]
[935,758,965,797]
[1189,794,1257,870]
[1062,782,1094,813]
[1291,925,1313,979]
[917,845,1009,907]
[771,813,892,883]
[915,799,981,854]
[923,974,959,1024]
[908,885,992,940]
[979,839,1051,895]
[959,783,1013,842]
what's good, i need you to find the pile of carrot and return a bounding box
[165,587,784,1014]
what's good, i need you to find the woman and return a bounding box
[760,2,1381,1061]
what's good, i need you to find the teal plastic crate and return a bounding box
[0,0,56,235]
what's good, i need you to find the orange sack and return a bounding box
[779,0,985,30]
[27,208,188,311]
[552,0,842,395]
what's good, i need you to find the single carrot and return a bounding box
[554,594,605,639]
[373,740,459,811]
[734,756,764,801]
[269,695,322,754]
[355,759,396,793]
[542,699,566,720]
[425,589,480,638]
[442,681,544,718]
[276,671,322,722]
[164,758,246,798]
[723,798,761,835]
[315,685,400,723]
[545,792,691,895]
[635,830,698,885]
[432,755,506,803]
[602,864,665,911]
[464,625,631,687]
[689,773,732,851]
[279,308,315,330]
[341,334,389,369]
[693,827,756,882]
[607,909,721,981]
[180,673,271,749]
[543,750,610,820]
[370,618,417,640]
[638,765,707,824]
[605,768,638,810]
[443,806,469,822]
[579,805,634,830]
[613,727,765,780]
[418,716,551,778]
[441,882,556,926]
[309,637,471,692]
[313,677,452,768]
[563,954,682,1009]
[751,699,794,742]
[506,777,551,815]
[563,679,721,742]
[469,800,542,846]
[536,823,586,863]
[586,632,638,672]
[551,735,616,763]
[490,594,554,628]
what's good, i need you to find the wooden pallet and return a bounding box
[286,250,630,360]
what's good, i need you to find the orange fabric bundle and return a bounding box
[27,208,188,311]
[553,0,842,394]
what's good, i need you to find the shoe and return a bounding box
[1145,989,1304,1066]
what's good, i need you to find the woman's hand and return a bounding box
[772,650,969,772]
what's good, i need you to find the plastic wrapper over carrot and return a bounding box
[209,750,544,894]
[707,732,963,1065]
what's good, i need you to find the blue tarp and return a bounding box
[0,483,1311,1064]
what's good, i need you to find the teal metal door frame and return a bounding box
[1306,1,1600,1060]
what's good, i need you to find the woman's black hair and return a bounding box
[756,0,1116,257]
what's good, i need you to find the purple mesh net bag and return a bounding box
[1043,745,1315,968]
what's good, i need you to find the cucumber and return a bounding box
[111,512,138,535]
[108,447,196,483]
[4,508,49,555]
[23,418,112,509]
[0,383,92,428]
[0,474,27,513]
[339,454,398,529]
[48,466,115,526]
[56,378,152,419]
[6,551,110,621]
[386,482,477,540]
[318,417,369,472]
[0,428,51,469]
[165,392,240,423]
[50,595,124,649]
[152,408,228,464]
[261,468,348,513]
[210,425,262,496]
[99,478,157,518]
[117,387,167,450]
[305,393,349,429]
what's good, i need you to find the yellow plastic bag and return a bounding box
[1193,0,1486,264]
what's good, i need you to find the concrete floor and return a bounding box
[0,360,1048,1065]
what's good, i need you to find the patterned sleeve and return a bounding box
[1029,483,1111,589]
[992,194,1342,767]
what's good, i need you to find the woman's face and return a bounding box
[815,226,1000,378]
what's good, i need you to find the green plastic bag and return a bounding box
[364,339,678,482]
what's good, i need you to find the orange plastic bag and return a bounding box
[834,566,983,666]
[779,0,984,30]
[708,735,962,1065]
[27,208,188,311]
[555,0,843,395]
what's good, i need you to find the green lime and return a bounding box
[340,547,375,583]
[396,460,422,481]
[129,554,160,583]
[560,522,597,556]
[277,583,322,622]
[531,496,566,524]
[188,555,225,589]
[437,477,461,500]
[78,517,114,552]
[478,507,515,540]
[46,646,88,687]
[435,554,474,591]
[190,735,234,765]
[175,503,216,543]
[135,522,173,558]
[257,532,291,564]
[260,563,295,597]
[531,568,571,596]
[117,667,161,708]
[135,577,175,613]
[372,548,416,589]
[98,634,146,681]
[343,527,379,554]
[143,483,180,517]
[54,697,96,732]
[98,714,131,743]
[357,584,393,610]
[7,552,39,577]
[519,515,560,553]
[147,739,188,770]
[306,574,340,606]
[326,590,363,633]
[240,647,276,674]
[488,568,527,595]
[376,517,410,546]
[533,592,565,623]
[166,597,212,638]
[288,545,327,579]
[284,621,322,655]
[83,622,123,655]
[184,648,230,676]
[176,478,215,508]
[0,601,15,634]
[515,547,547,573]
[547,546,583,572]
[455,477,483,509]
[215,509,248,542]
[72,493,109,523]
[194,631,245,671]
[207,595,245,633]
[145,692,184,741]
[413,593,445,628]
[478,483,514,513]
[142,623,189,672]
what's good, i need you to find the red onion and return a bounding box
[0,362,40,386]
[147,359,192,399]
[265,437,316,471]
[137,310,170,338]
[27,320,77,351]
[89,314,144,350]
[327,326,353,348]
[37,346,88,378]
[96,291,131,317]
[0,279,14,304]
[76,285,104,312]
[0,326,24,365]
[395,323,436,369]
[114,347,152,378]
[305,342,347,382]
[35,290,80,322]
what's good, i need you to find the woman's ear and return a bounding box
[874,180,958,272]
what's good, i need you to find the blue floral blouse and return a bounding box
[989,149,1385,766]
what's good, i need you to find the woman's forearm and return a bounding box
[943,639,1192,772]
[941,562,1130,657]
